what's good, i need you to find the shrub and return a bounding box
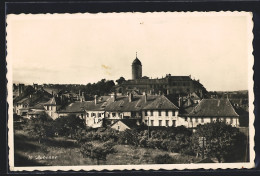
[146,138,162,149]
[118,129,139,146]
[154,154,175,164]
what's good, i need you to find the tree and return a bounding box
[116,77,126,85]
[192,121,247,163]
[80,141,116,165]
[53,114,85,138]
[24,113,54,143]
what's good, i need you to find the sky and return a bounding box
[6,12,253,91]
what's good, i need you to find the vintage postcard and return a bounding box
[7,12,254,171]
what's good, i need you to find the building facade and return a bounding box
[116,55,207,96]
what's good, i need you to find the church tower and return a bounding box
[132,52,142,80]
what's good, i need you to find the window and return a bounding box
[145,120,148,125]
[172,120,176,127]
[195,118,198,123]
[185,117,187,121]
[165,110,168,116]
[150,110,153,116]
[201,118,204,123]
[230,118,233,124]
[158,110,161,116]
[159,120,162,126]
[210,117,213,123]
[92,113,95,117]
[151,120,154,126]
[145,110,148,116]
[166,120,169,127]
[86,113,89,117]
[118,126,120,130]
[132,112,136,117]
[98,113,101,117]
[112,113,116,117]
[190,118,192,122]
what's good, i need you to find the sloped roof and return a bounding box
[43,88,62,95]
[190,92,201,100]
[168,76,191,81]
[59,95,179,113]
[28,111,45,115]
[59,96,110,113]
[104,95,157,112]
[30,102,46,110]
[44,97,61,105]
[111,119,138,129]
[17,97,30,104]
[143,95,179,110]
[179,103,198,116]
[188,99,239,117]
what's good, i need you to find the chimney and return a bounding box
[94,95,98,105]
[187,98,191,106]
[18,85,20,96]
[111,92,117,102]
[199,90,203,99]
[129,93,133,102]
[178,97,181,107]
[143,92,147,103]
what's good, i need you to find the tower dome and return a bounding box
[132,58,142,66]
[132,52,142,80]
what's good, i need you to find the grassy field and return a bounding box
[14,130,200,166]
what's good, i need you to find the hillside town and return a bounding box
[13,55,249,131]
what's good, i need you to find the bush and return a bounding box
[154,154,175,164]
[118,129,139,146]
[146,138,162,149]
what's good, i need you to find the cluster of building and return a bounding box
[115,53,207,96]
[13,54,242,131]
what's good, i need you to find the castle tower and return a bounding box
[132,52,142,80]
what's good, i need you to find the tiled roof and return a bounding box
[104,95,157,112]
[59,95,179,113]
[188,99,239,117]
[59,96,110,113]
[143,95,179,110]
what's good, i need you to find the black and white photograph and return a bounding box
[6,12,254,171]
